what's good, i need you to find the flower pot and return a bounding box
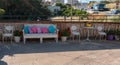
[61,36,67,42]
[107,35,114,40]
[14,36,20,43]
[115,35,119,40]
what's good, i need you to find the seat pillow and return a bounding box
[28,26,33,34]
[41,27,48,33]
[37,26,42,33]
[31,26,37,33]
[48,25,56,33]
[24,26,29,34]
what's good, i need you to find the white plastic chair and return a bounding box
[2,25,14,43]
[97,26,106,40]
[70,25,80,41]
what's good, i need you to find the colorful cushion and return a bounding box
[37,27,42,33]
[24,26,29,34]
[41,27,48,33]
[31,26,37,33]
[28,27,33,34]
[48,25,56,33]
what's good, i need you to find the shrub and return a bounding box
[13,30,21,36]
[61,29,70,37]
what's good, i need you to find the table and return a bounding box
[83,27,95,41]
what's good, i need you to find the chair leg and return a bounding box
[101,36,103,40]
[95,35,97,40]
[79,35,80,42]
[23,38,26,44]
[40,38,43,43]
[104,35,106,40]
[11,37,12,44]
[100,35,101,40]
[2,36,4,43]
[73,35,74,40]
[56,38,58,43]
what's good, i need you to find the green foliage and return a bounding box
[55,3,67,9]
[62,7,72,16]
[115,30,120,36]
[74,9,82,16]
[54,2,89,17]
[106,30,116,35]
[0,0,51,20]
[61,29,70,37]
[13,30,21,36]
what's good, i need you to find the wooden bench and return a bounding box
[23,24,58,44]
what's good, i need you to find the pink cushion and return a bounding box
[28,27,33,34]
[41,27,48,33]
[37,27,42,33]
[31,26,37,33]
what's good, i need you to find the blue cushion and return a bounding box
[48,25,56,33]
[24,26,29,34]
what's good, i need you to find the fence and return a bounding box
[51,14,120,22]
[0,21,120,39]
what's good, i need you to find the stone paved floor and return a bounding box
[0,40,120,65]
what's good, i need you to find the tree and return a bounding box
[0,0,51,20]
[55,2,89,17]
[62,8,72,16]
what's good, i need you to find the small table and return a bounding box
[83,27,95,41]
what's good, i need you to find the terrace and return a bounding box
[0,14,120,65]
[0,40,120,65]
[1,0,120,65]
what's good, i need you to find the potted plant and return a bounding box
[115,30,120,40]
[85,22,92,27]
[13,30,21,43]
[106,30,115,40]
[61,29,70,42]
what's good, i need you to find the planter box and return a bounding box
[107,35,114,40]
[115,35,120,40]
[14,36,20,43]
[61,37,67,42]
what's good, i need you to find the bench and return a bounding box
[23,24,59,44]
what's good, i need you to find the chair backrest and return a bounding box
[4,25,14,33]
[97,26,103,32]
[70,25,78,32]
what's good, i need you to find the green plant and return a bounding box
[115,30,120,36]
[106,30,116,35]
[13,30,21,36]
[61,29,70,37]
